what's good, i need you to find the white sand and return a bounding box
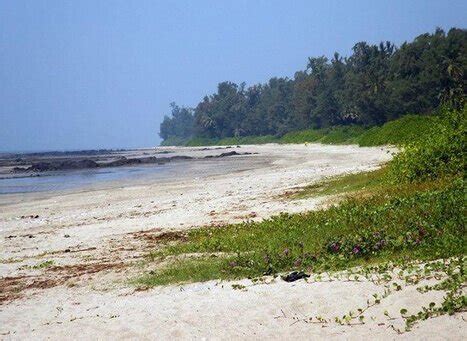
[1,144,465,339]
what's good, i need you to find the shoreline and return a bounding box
[0,146,265,199]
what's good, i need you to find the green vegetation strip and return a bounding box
[163,114,436,147]
[289,168,386,199]
[138,176,464,287]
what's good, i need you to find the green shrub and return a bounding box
[388,106,465,183]
[357,115,435,146]
[279,125,367,144]
[218,135,278,145]
[280,129,326,143]
[182,135,278,146]
[320,126,367,144]
[185,137,220,146]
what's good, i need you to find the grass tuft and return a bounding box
[289,168,386,199]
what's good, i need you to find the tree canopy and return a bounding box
[159,28,466,143]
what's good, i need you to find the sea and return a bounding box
[0,154,263,195]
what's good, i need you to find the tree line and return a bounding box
[159,28,466,143]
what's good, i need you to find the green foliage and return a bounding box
[305,258,466,332]
[164,114,445,148]
[31,260,54,269]
[290,168,386,199]
[399,258,467,331]
[137,258,243,286]
[159,136,190,146]
[159,103,194,141]
[185,137,221,146]
[185,135,278,146]
[279,126,367,145]
[320,126,367,144]
[388,106,466,183]
[280,129,325,143]
[221,135,278,145]
[357,115,436,146]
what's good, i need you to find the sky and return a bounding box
[1,0,466,151]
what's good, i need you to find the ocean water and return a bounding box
[0,165,169,194]
[0,157,265,195]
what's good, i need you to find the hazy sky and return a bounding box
[1,0,466,151]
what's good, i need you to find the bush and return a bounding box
[185,137,220,146]
[280,129,326,143]
[388,106,465,183]
[320,126,367,144]
[357,114,436,147]
[219,135,278,145]
[182,135,278,146]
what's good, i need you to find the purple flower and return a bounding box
[352,245,362,255]
[328,242,340,253]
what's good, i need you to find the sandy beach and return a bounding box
[1,144,465,339]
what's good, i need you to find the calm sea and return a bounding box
[0,156,264,195]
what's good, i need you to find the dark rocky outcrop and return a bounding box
[27,159,99,172]
[10,151,253,173]
[199,146,234,151]
[164,155,193,161]
[101,156,193,167]
[104,157,142,167]
[204,151,255,158]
